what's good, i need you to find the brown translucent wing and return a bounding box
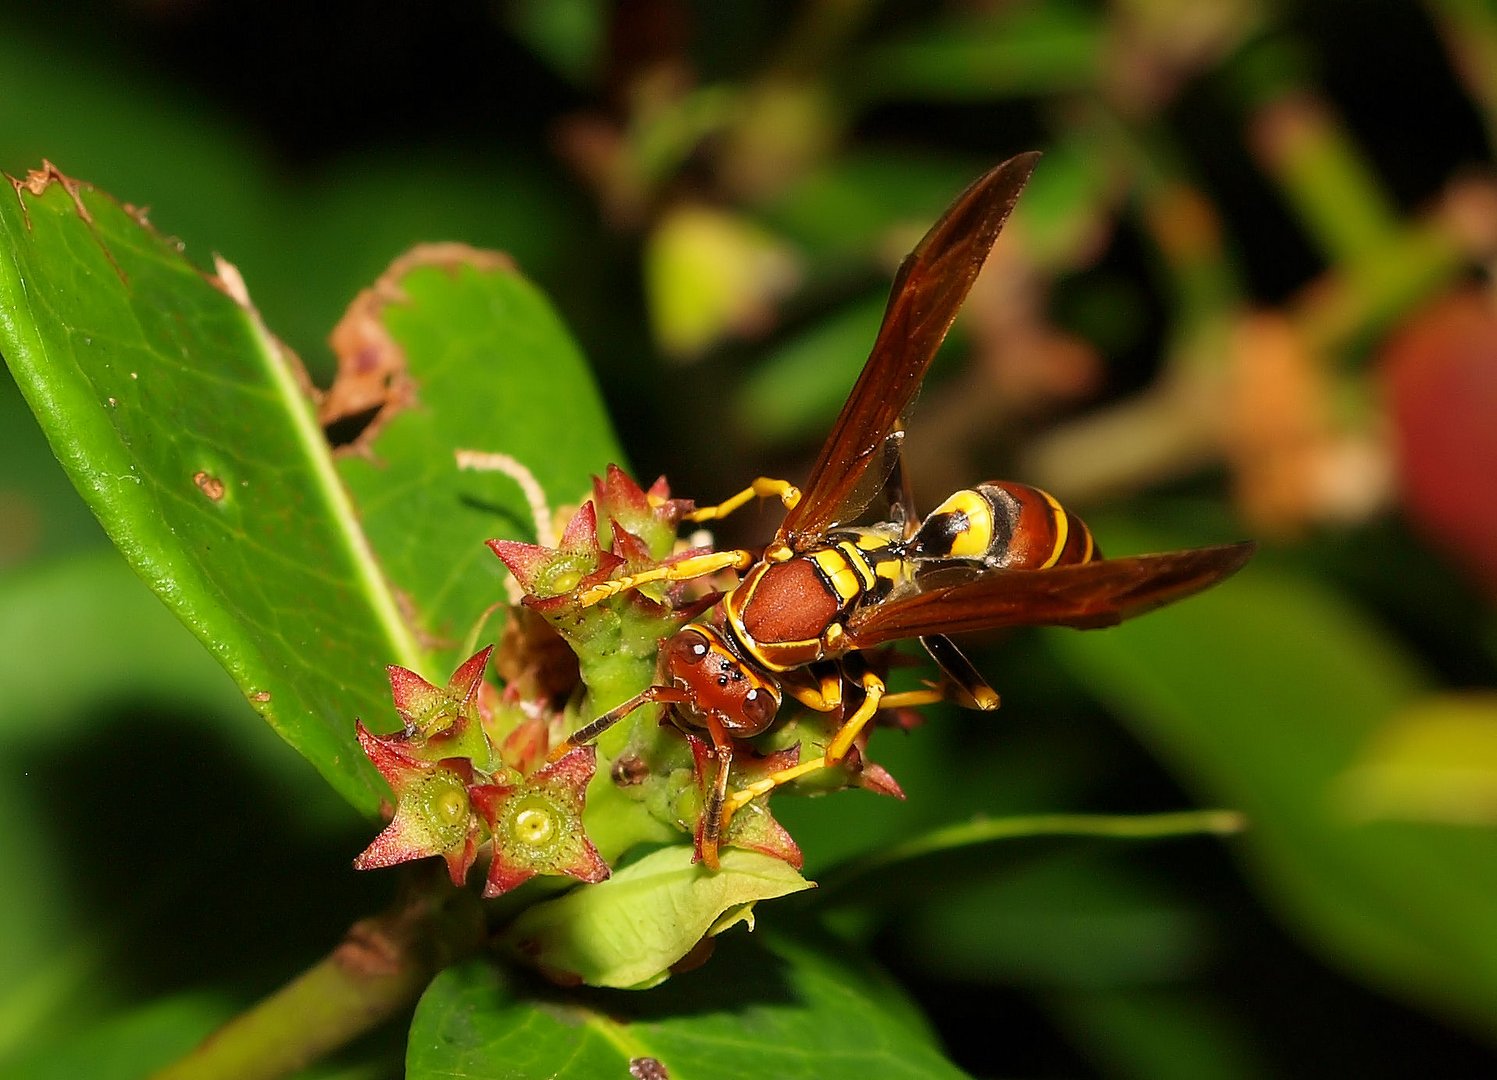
[778,152,1041,549]
[843,542,1256,648]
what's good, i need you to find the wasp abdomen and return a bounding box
[911,481,1097,570]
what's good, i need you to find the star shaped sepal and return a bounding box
[470,747,610,897]
[685,735,804,869]
[488,500,624,615]
[384,645,495,767]
[487,496,697,665]
[352,722,487,887]
[591,464,693,561]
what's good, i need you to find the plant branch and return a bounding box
[149,873,485,1080]
[816,808,1246,902]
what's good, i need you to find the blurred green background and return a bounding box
[5,0,1497,1076]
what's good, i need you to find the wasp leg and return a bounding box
[781,665,953,715]
[878,687,946,709]
[684,477,801,523]
[550,685,691,759]
[722,754,828,816]
[919,634,1001,710]
[781,666,844,712]
[826,669,886,764]
[574,548,754,607]
[697,715,736,870]
[724,667,889,818]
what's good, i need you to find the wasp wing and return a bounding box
[843,542,1255,647]
[778,152,1041,548]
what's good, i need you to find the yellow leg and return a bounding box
[878,688,945,710]
[921,634,1001,710]
[723,755,827,816]
[574,548,752,607]
[685,477,801,523]
[720,670,886,816]
[783,668,843,713]
[826,670,885,764]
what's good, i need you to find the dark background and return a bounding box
[4,1,1497,1077]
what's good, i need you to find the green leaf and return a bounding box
[852,2,1104,103]
[328,249,624,675]
[0,171,618,815]
[497,845,812,988]
[0,169,412,813]
[1046,519,1497,1037]
[1336,692,1497,825]
[408,931,968,1079]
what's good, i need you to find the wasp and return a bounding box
[557,152,1254,867]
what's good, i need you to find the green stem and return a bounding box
[1426,0,1497,154]
[1250,91,1402,266]
[818,809,1246,899]
[148,874,484,1080]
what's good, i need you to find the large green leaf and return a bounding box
[1046,520,1497,1038]
[0,168,408,812]
[329,250,622,674]
[408,932,968,1079]
[0,169,617,815]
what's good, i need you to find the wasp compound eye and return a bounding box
[741,686,777,729]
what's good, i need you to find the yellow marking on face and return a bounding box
[1041,489,1070,569]
[1081,523,1095,563]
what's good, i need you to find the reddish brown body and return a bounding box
[560,153,1253,870]
[659,625,781,739]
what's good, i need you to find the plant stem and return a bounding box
[818,808,1246,900]
[149,874,484,1080]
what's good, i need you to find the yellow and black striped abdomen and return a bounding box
[910,481,1098,570]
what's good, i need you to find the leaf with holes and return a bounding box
[324,246,624,675]
[0,167,619,814]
